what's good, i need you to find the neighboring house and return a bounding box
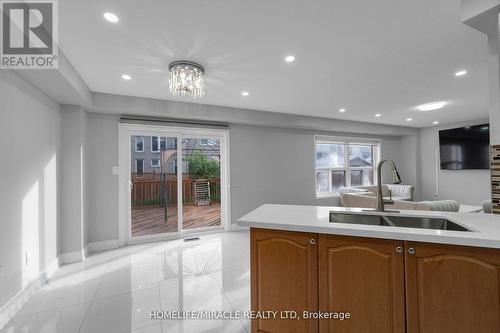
[130,136,220,174]
[130,135,177,174]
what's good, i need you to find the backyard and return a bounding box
[130,137,222,237]
[130,174,222,236]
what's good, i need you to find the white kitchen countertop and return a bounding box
[237,204,500,249]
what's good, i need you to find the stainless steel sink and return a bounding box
[329,213,394,227]
[329,212,471,232]
[386,215,470,231]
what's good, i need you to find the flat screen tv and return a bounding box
[439,124,490,170]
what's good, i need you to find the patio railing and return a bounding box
[131,174,221,207]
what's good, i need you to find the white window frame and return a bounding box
[135,136,144,152]
[151,158,160,168]
[151,136,160,152]
[135,159,144,173]
[160,136,167,150]
[314,135,381,198]
[118,123,230,246]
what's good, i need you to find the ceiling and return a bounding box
[59,0,489,128]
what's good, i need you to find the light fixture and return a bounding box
[241,91,249,96]
[168,61,205,98]
[285,55,295,63]
[339,108,346,113]
[417,101,446,111]
[406,118,412,122]
[455,70,467,77]
[103,12,119,23]
[121,74,131,80]
[375,113,381,117]
[433,121,440,125]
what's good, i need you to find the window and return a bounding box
[151,159,160,168]
[160,137,167,150]
[315,136,380,197]
[171,159,177,173]
[135,136,144,152]
[200,138,218,146]
[167,137,177,149]
[136,159,144,173]
[151,136,160,152]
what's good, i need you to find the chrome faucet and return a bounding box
[376,158,402,212]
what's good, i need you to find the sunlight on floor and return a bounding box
[22,181,40,286]
[1,230,250,333]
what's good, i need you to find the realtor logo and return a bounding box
[1,0,58,69]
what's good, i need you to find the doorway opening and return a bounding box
[119,124,229,244]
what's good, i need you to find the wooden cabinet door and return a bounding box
[405,241,500,333]
[318,235,405,333]
[251,228,318,333]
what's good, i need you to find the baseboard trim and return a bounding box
[0,257,60,329]
[87,239,120,252]
[59,241,119,264]
[59,248,86,264]
[230,225,249,231]
[82,245,89,259]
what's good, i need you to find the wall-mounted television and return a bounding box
[439,124,490,170]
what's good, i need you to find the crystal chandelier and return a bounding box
[168,61,205,98]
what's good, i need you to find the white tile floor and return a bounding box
[1,230,251,333]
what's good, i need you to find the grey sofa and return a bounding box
[341,193,460,212]
[339,184,414,201]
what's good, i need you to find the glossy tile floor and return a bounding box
[1,230,250,333]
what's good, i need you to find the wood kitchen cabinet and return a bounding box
[251,228,318,333]
[250,228,500,333]
[318,235,406,333]
[405,241,500,333]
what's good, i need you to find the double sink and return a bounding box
[329,212,472,232]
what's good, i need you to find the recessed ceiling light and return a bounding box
[241,91,249,96]
[103,12,119,23]
[339,108,346,113]
[285,55,295,63]
[121,74,131,80]
[375,113,381,117]
[433,121,440,125]
[455,70,467,77]
[417,101,446,111]
[406,118,412,122]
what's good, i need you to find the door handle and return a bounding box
[408,247,416,255]
[309,239,316,245]
[396,246,403,253]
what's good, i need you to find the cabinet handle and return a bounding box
[396,246,403,253]
[408,247,416,255]
[309,239,316,245]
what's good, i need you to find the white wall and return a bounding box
[60,106,87,259]
[84,113,417,242]
[379,135,419,197]
[419,119,490,205]
[0,71,61,312]
[86,113,120,243]
[230,125,417,222]
[400,134,420,199]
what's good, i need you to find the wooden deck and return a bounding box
[131,203,221,237]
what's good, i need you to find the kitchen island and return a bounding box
[238,204,500,333]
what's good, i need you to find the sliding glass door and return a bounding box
[130,134,179,237]
[181,137,222,231]
[120,124,228,243]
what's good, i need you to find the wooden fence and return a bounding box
[131,177,221,207]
